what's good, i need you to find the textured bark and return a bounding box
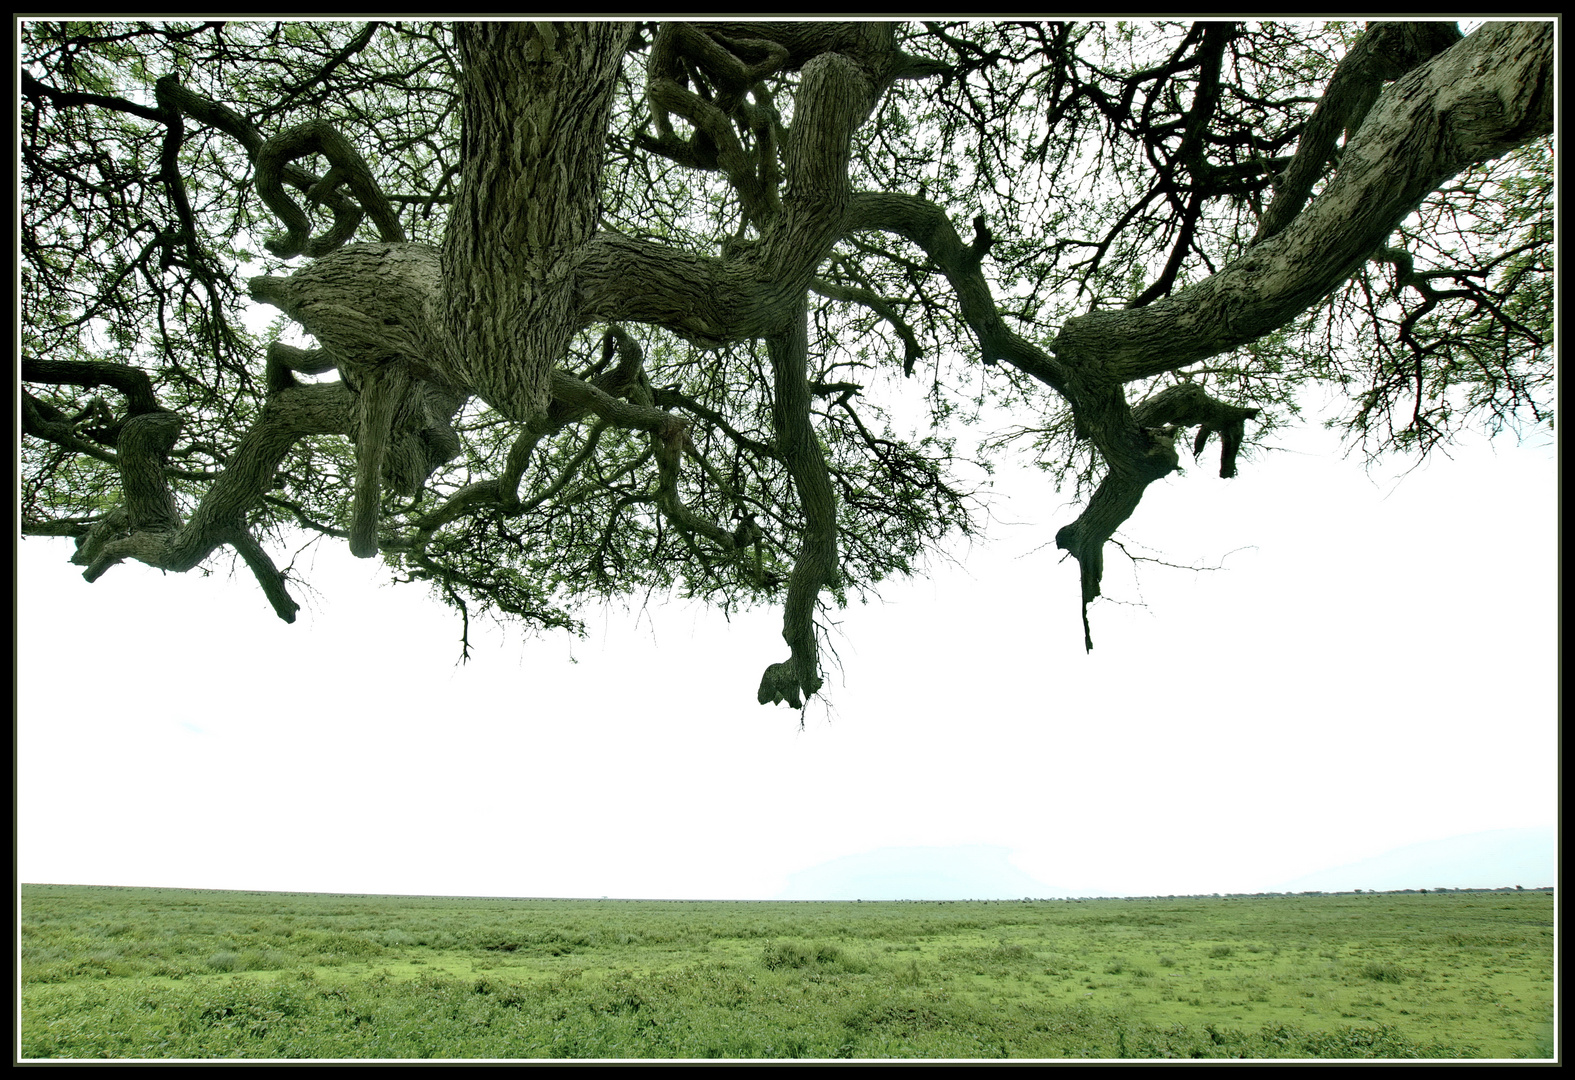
[1052,21,1553,386]
[71,381,354,621]
[577,26,896,349]
[758,305,840,709]
[247,27,635,558]
[116,411,184,532]
[253,244,449,374]
[444,23,629,423]
[21,355,162,417]
[250,243,460,555]
[253,119,407,257]
[1254,21,1463,244]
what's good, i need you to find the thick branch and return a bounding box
[22,355,162,417]
[116,410,184,532]
[585,24,898,352]
[264,341,337,392]
[1255,21,1464,244]
[844,193,1071,395]
[254,119,407,257]
[148,73,371,231]
[21,390,120,464]
[227,526,302,623]
[1133,381,1261,479]
[71,382,353,620]
[21,68,163,122]
[644,23,785,225]
[347,364,407,557]
[758,304,840,709]
[1054,21,1552,387]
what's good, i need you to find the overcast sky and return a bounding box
[16,397,1557,900]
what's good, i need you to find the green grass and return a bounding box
[19,885,1555,1060]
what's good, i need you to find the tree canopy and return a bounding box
[19,20,1555,708]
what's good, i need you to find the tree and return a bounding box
[19,20,1555,709]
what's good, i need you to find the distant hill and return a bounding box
[776,845,1056,901]
[1271,827,1556,894]
[774,828,1556,902]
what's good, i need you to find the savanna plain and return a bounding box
[20,884,1554,1060]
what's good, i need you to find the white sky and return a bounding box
[16,405,1557,900]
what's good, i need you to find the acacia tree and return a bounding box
[20,20,1554,707]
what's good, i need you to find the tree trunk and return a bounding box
[443,22,631,424]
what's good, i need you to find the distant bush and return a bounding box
[761,940,863,973]
[1360,961,1408,984]
[205,949,279,973]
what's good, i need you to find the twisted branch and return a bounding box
[254,119,408,258]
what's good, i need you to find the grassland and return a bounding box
[19,884,1554,1060]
